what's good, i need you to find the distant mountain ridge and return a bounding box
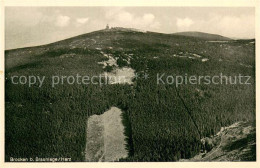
[6,28,234,50]
[173,31,232,41]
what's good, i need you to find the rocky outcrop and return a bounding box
[180,122,256,161]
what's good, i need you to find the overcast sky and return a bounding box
[5,7,255,50]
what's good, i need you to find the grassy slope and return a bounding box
[5,29,255,161]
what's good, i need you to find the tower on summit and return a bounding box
[106,24,109,30]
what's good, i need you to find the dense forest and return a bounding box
[5,29,255,161]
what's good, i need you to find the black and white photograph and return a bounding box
[1,0,259,167]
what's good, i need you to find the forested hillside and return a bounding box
[5,28,255,161]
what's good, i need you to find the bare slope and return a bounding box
[85,107,128,162]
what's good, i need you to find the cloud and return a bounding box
[55,15,70,27]
[105,7,124,19]
[106,9,161,30]
[150,21,161,29]
[115,11,133,23]
[174,14,254,38]
[216,15,254,38]
[142,13,155,24]
[176,17,194,28]
[5,8,44,27]
[76,17,89,24]
[192,14,255,38]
